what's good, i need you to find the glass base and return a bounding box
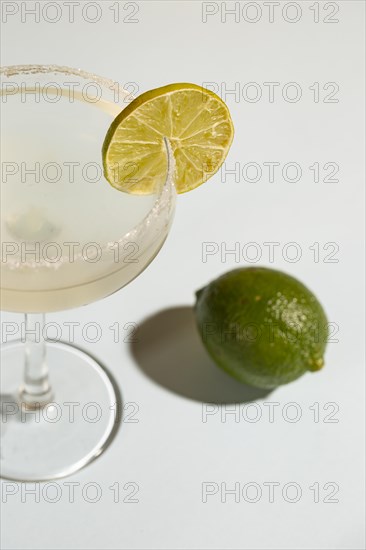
[0,341,121,481]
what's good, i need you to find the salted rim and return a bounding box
[0,64,129,99]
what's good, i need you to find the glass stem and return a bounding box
[20,313,53,408]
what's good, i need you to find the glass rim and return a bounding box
[0,64,130,100]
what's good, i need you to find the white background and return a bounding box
[1,1,365,549]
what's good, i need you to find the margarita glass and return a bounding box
[0,65,176,481]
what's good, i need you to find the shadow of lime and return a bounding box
[130,306,272,404]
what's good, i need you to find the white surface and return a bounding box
[0,1,365,549]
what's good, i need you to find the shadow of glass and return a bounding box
[130,306,272,404]
[0,394,22,435]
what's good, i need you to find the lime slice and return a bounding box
[102,83,234,194]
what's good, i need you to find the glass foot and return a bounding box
[0,341,121,481]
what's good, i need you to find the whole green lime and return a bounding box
[195,267,328,389]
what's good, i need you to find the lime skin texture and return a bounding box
[195,267,328,389]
